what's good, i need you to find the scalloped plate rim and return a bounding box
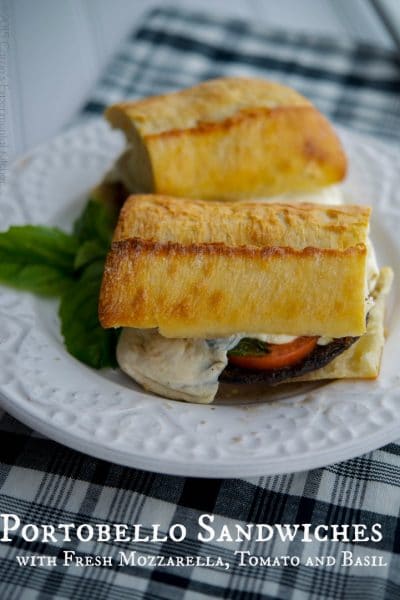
[0,117,400,477]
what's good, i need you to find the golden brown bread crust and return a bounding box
[105,77,347,200]
[114,195,370,250]
[292,267,393,381]
[99,238,367,339]
[106,78,312,135]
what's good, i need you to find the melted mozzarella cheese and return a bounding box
[366,238,379,294]
[117,328,240,404]
[245,185,344,206]
[241,333,335,346]
[239,333,297,344]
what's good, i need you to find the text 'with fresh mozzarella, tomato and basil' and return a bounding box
[99,196,392,403]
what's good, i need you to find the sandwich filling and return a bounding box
[117,247,382,404]
[117,329,358,403]
[247,184,344,206]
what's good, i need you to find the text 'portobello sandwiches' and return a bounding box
[98,77,393,403]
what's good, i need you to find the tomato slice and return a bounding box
[228,336,318,371]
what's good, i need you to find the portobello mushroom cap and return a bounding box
[220,335,359,385]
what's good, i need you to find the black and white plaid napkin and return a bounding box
[1,7,400,599]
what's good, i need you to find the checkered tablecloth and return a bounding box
[1,7,400,600]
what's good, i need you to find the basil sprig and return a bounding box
[228,337,271,357]
[0,199,120,369]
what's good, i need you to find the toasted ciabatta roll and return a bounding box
[100,196,369,339]
[101,239,366,339]
[114,194,369,249]
[105,77,346,201]
[293,267,392,381]
[99,195,391,403]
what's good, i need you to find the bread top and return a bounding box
[105,77,311,139]
[105,77,347,198]
[99,196,371,338]
[114,195,371,250]
[99,238,367,338]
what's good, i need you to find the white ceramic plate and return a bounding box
[1,119,399,477]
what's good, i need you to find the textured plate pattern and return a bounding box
[0,120,399,477]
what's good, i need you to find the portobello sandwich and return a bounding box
[99,195,393,403]
[100,77,347,206]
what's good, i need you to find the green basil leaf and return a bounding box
[228,338,270,357]
[0,225,78,296]
[73,199,119,247]
[59,259,119,369]
[0,201,121,367]
[74,239,107,270]
[0,263,73,296]
[0,225,78,269]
